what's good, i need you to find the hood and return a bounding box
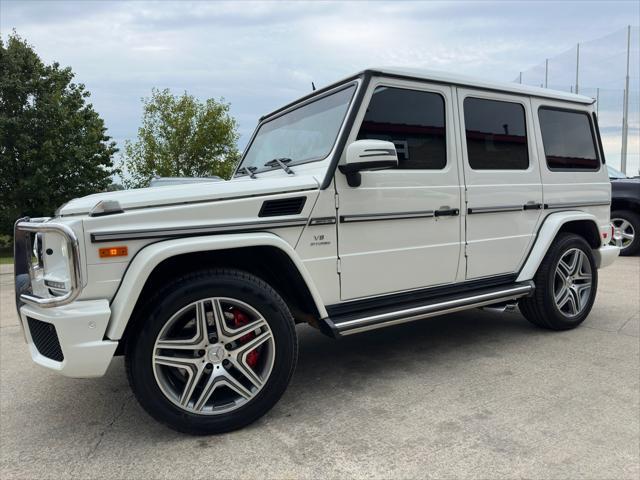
[57,174,320,216]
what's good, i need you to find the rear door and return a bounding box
[457,89,543,279]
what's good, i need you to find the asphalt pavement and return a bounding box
[1,258,638,479]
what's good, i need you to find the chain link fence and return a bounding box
[516,26,639,176]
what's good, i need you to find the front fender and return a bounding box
[516,211,606,282]
[106,232,327,340]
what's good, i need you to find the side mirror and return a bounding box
[338,140,398,187]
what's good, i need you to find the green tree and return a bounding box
[121,88,240,188]
[0,33,118,235]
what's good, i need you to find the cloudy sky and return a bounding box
[1,0,638,173]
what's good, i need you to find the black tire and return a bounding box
[125,268,297,435]
[519,233,598,330]
[611,210,640,256]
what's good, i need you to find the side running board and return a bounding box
[320,282,534,337]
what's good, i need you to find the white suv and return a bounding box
[14,68,619,434]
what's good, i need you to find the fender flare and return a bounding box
[106,233,327,340]
[516,211,603,282]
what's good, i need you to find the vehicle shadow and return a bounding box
[90,308,544,439]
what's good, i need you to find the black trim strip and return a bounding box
[468,205,523,214]
[340,210,434,223]
[326,273,518,318]
[90,218,308,243]
[468,202,545,214]
[60,188,318,218]
[544,201,610,210]
[309,217,337,226]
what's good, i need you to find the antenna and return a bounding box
[311,82,316,91]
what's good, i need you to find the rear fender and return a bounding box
[517,211,607,282]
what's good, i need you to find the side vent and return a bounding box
[259,197,306,217]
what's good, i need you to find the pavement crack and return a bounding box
[87,394,132,458]
[616,313,638,334]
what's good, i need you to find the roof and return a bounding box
[262,67,594,121]
[367,67,594,104]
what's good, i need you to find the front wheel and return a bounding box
[125,269,297,435]
[519,233,598,330]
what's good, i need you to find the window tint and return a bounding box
[241,85,355,171]
[463,97,529,170]
[538,108,599,170]
[357,87,446,169]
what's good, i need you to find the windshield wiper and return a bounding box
[264,157,295,175]
[236,166,258,179]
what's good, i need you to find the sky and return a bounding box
[1,0,639,174]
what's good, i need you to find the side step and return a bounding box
[320,282,533,337]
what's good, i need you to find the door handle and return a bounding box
[434,207,460,217]
[523,202,543,210]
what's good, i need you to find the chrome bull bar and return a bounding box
[14,217,83,308]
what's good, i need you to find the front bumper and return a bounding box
[18,300,118,378]
[594,244,619,269]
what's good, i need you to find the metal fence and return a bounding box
[516,26,639,176]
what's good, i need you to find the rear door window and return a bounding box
[463,97,529,170]
[538,107,599,170]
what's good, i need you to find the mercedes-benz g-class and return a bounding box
[14,68,619,434]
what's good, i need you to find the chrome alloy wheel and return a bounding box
[553,248,593,317]
[152,298,275,415]
[610,217,635,250]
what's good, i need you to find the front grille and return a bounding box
[27,317,64,361]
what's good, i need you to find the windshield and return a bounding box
[607,165,627,179]
[239,84,356,172]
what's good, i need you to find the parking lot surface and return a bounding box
[1,258,639,479]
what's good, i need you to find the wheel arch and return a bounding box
[517,212,604,282]
[107,233,327,343]
[611,198,640,214]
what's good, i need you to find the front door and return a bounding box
[336,79,463,301]
[457,89,543,279]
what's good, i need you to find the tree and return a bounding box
[0,33,118,235]
[121,88,240,188]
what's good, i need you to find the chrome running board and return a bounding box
[321,282,533,337]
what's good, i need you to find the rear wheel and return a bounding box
[125,269,297,435]
[610,210,639,256]
[519,233,598,330]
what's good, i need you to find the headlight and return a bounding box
[41,232,72,293]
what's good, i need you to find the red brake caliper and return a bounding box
[231,308,260,368]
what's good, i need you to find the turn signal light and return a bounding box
[99,246,128,258]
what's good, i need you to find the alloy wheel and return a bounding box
[152,298,275,415]
[610,217,635,250]
[553,248,593,318]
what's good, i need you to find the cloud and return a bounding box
[1,0,638,173]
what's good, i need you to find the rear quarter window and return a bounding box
[538,107,600,171]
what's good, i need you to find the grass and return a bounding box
[0,245,12,265]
